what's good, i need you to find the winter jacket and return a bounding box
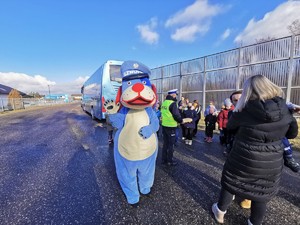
[221,97,298,202]
[205,113,217,130]
[217,105,234,129]
[183,108,197,129]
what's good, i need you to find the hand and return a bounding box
[182,118,192,123]
[94,123,103,128]
[104,100,120,114]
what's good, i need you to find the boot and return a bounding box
[240,199,251,209]
[284,157,300,172]
[212,203,226,224]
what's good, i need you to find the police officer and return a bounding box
[161,89,192,166]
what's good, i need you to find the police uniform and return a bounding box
[161,89,183,166]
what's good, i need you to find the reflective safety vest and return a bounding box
[161,100,177,127]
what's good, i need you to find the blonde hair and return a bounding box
[234,75,284,112]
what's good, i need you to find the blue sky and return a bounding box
[0,0,299,94]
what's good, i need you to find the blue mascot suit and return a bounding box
[104,60,159,205]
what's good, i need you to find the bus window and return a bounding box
[110,65,122,83]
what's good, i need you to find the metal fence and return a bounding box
[0,98,70,112]
[150,34,300,110]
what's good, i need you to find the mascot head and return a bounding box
[116,60,157,110]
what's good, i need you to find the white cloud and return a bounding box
[0,72,88,95]
[165,0,226,42]
[235,1,300,45]
[221,28,231,41]
[136,17,159,44]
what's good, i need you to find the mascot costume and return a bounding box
[104,60,159,206]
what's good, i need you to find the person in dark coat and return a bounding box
[161,89,192,166]
[204,105,217,143]
[212,75,298,225]
[183,102,197,145]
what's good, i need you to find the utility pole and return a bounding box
[48,85,51,96]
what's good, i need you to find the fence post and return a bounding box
[1,98,4,112]
[179,62,183,99]
[286,35,295,102]
[161,67,164,103]
[236,47,242,90]
[202,56,207,110]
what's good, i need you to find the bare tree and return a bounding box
[255,36,276,44]
[287,19,300,35]
[8,89,24,110]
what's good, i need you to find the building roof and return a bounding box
[0,84,27,96]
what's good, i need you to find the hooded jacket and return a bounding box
[221,97,298,202]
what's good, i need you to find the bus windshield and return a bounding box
[110,65,122,83]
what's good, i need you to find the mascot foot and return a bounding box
[130,203,139,208]
[142,191,152,198]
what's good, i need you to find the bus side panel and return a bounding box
[82,66,103,120]
[101,62,122,119]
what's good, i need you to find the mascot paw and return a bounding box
[138,126,152,139]
[104,100,120,114]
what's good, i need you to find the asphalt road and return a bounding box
[0,103,299,225]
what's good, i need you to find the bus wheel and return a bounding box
[91,108,95,120]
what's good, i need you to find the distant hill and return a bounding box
[0,84,27,96]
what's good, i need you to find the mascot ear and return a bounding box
[151,84,158,107]
[115,86,122,103]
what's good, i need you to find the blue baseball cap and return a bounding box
[121,60,151,81]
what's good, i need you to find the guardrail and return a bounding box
[0,98,70,112]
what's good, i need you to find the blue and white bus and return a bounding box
[81,60,123,120]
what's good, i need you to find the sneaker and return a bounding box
[240,199,251,209]
[167,161,178,166]
[212,203,226,224]
[284,157,300,172]
[185,140,189,145]
[207,137,212,143]
[182,137,186,140]
[189,140,192,145]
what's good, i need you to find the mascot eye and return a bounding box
[127,81,131,85]
[142,81,147,84]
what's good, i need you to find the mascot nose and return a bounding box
[132,83,144,93]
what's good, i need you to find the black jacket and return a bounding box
[221,97,298,202]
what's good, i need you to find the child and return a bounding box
[217,99,234,147]
[183,102,197,145]
[154,102,161,137]
[282,137,300,172]
[204,106,217,143]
